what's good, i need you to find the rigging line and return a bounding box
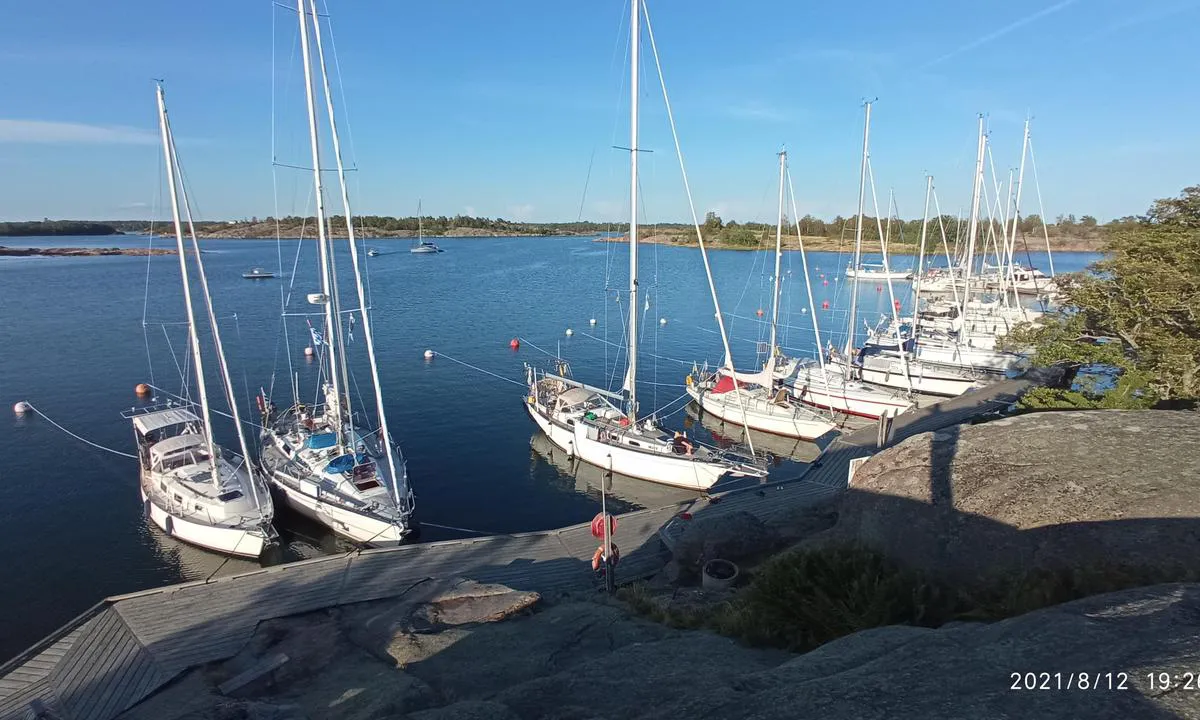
[580,331,693,367]
[433,351,525,387]
[25,404,136,459]
[161,323,187,389]
[1026,137,1056,278]
[517,336,559,359]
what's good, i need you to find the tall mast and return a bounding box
[912,175,934,335]
[155,84,218,487]
[624,0,640,422]
[165,110,265,510]
[766,148,785,371]
[962,114,986,314]
[296,0,345,450]
[308,0,405,506]
[846,101,871,355]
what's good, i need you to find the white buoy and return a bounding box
[659,317,667,325]
[801,308,809,314]
[565,328,574,336]
[424,349,435,359]
[13,401,31,415]
[304,346,314,357]
[589,318,597,325]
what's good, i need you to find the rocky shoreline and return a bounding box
[0,245,174,257]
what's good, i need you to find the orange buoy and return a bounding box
[894,300,901,309]
[304,346,314,357]
[822,279,828,286]
[821,300,830,310]
[135,383,151,396]
[591,543,620,571]
[755,308,764,317]
[509,338,520,350]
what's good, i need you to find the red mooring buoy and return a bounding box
[509,338,520,350]
[821,300,830,310]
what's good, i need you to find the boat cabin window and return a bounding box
[173,494,183,504]
[217,490,243,502]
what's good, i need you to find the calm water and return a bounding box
[0,234,1098,658]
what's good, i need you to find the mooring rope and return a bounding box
[23,403,137,459]
[432,351,525,387]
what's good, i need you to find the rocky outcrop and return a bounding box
[0,245,173,256]
[817,410,1200,590]
[124,583,1200,719]
[671,510,781,572]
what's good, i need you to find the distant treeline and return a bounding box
[0,221,121,237]
[33,210,1144,241]
[702,211,1124,247]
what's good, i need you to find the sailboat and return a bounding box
[258,0,416,546]
[524,0,765,491]
[686,150,838,441]
[830,176,986,397]
[905,117,1030,375]
[779,102,915,419]
[124,84,276,559]
[410,201,442,254]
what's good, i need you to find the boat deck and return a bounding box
[0,371,1049,720]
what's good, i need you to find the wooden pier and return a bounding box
[0,373,1043,720]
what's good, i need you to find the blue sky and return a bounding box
[0,0,1196,223]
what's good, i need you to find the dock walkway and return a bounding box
[0,374,1039,720]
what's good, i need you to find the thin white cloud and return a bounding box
[921,0,1079,70]
[464,205,477,216]
[0,119,158,145]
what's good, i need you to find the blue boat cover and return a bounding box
[306,432,337,450]
[326,453,354,474]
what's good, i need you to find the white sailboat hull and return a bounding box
[914,342,1027,373]
[834,356,981,397]
[569,422,726,491]
[686,385,836,440]
[784,366,914,419]
[269,478,406,547]
[140,485,266,558]
[526,399,723,490]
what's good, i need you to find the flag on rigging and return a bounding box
[306,319,324,347]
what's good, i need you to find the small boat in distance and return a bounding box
[410,241,443,254]
[845,262,911,281]
[243,267,276,279]
[367,248,380,257]
[409,200,443,253]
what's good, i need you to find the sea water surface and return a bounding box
[0,234,1098,658]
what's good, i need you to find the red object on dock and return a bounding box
[591,513,618,538]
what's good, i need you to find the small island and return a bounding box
[0,246,174,257]
[0,220,123,237]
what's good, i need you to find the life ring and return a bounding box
[591,543,620,571]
